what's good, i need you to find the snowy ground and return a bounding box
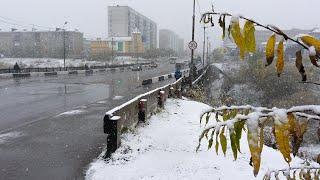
[0,57,148,68]
[85,99,317,180]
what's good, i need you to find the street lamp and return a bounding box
[190,0,196,85]
[202,26,206,68]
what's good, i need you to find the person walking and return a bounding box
[13,62,20,73]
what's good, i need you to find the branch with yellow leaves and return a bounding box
[200,8,320,82]
[197,105,320,177]
[264,166,320,180]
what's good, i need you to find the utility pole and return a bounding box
[190,0,196,85]
[206,36,209,65]
[202,26,206,68]
[63,29,66,70]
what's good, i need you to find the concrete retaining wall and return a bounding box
[103,78,183,158]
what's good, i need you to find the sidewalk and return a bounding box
[85,99,315,180]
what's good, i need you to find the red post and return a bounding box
[158,90,165,108]
[169,86,174,98]
[138,99,147,123]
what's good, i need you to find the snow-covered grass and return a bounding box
[85,99,317,180]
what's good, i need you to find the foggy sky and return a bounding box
[0,0,319,48]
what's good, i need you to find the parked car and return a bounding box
[132,64,142,71]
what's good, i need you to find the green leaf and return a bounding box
[205,113,211,126]
[230,131,238,160]
[200,112,207,125]
[234,121,245,152]
[223,110,230,121]
[220,127,227,156]
[208,138,213,150]
[196,129,207,152]
[230,109,238,119]
[215,129,220,155]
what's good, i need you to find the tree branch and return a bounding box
[200,11,320,59]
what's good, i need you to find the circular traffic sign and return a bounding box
[188,41,198,50]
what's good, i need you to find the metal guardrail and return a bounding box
[0,62,151,74]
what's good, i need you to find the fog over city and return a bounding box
[1,0,319,48]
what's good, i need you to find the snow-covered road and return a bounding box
[85,99,316,180]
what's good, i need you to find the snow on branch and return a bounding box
[264,166,320,179]
[199,6,320,83]
[197,105,320,177]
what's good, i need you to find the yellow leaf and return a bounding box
[274,119,292,163]
[243,21,256,53]
[247,126,263,176]
[276,40,285,77]
[230,17,245,60]
[300,35,320,55]
[265,34,276,66]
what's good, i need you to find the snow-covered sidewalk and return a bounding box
[85,99,314,180]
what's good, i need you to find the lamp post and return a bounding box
[202,26,206,68]
[190,0,196,85]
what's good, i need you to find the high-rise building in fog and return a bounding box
[108,5,157,50]
[159,29,184,55]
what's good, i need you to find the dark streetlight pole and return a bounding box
[202,26,206,68]
[190,0,196,85]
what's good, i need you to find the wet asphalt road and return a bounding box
[0,62,175,179]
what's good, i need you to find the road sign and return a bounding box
[188,41,197,50]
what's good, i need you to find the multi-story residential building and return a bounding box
[89,30,144,58]
[159,29,184,55]
[90,38,110,59]
[106,37,132,54]
[108,5,157,50]
[0,31,83,58]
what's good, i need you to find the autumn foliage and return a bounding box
[198,8,320,178]
[201,10,320,82]
[197,105,320,178]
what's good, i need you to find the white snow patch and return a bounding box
[86,99,317,180]
[309,46,317,56]
[231,15,239,23]
[0,131,23,144]
[112,96,124,100]
[273,108,288,124]
[58,110,85,116]
[97,101,107,104]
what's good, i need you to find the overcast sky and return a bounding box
[0,0,319,48]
